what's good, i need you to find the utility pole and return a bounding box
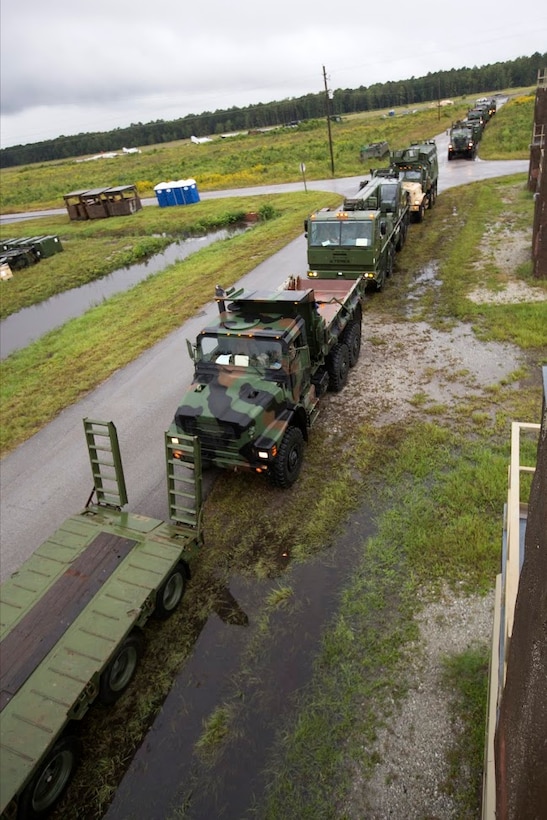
[323,65,335,176]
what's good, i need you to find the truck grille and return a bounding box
[181,417,243,456]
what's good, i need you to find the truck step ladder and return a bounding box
[83,418,128,508]
[165,434,203,531]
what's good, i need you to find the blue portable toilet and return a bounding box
[163,183,177,207]
[186,178,200,203]
[173,180,187,205]
[154,182,169,208]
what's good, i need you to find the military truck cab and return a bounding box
[305,175,410,290]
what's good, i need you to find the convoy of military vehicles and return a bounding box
[2,93,507,818]
[448,96,497,161]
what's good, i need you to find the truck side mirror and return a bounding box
[186,339,197,362]
[303,219,308,236]
[380,221,387,236]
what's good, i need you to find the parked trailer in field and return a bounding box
[0,420,203,819]
[168,277,364,488]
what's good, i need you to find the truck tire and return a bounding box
[18,734,81,819]
[327,342,350,392]
[154,563,187,619]
[416,203,425,223]
[342,321,362,367]
[429,186,436,208]
[270,426,304,488]
[99,629,144,705]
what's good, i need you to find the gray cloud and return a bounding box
[1,0,546,146]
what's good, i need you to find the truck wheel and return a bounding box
[342,322,362,367]
[18,734,81,819]
[154,563,187,619]
[99,629,144,704]
[270,426,304,488]
[416,203,425,223]
[429,187,436,208]
[327,342,350,392]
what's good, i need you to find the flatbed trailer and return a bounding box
[0,420,203,819]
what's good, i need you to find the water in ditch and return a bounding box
[103,505,375,819]
[0,226,247,359]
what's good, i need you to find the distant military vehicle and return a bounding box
[448,121,477,160]
[390,140,439,222]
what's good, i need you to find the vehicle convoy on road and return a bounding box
[168,277,364,488]
[0,420,203,820]
[305,173,410,290]
[390,140,439,222]
[448,120,477,160]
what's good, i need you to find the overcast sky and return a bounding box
[1,0,546,149]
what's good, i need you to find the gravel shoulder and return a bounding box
[327,228,544,817]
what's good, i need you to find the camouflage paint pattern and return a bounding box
[169,281,363,477]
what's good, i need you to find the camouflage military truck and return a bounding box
[448,121,477,160]
[0,420,203,820]
[168,277,363,488]
[305,173,410,291]
[390,140,439,223]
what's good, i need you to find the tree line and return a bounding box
[2,51,545,168]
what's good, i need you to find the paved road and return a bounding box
[0,146,529,580]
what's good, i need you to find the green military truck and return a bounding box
[466,108,486,137]
[305,173,410,291]
[168,277,364,489]
[0,420,203,820]
[390,140,439,223]
[448,121,477,160]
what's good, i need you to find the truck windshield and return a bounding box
[198,335,283,369]
[309,221,341,246]
[399,169,422,181]
[340,221,373,247]
[380,184,397,211]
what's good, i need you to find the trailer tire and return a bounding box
[270,426,304,488]
[342,322,362,367]
[327,342,350,392]
[18,734,81,819]
[99,629,144,705]
[154,563,187,619]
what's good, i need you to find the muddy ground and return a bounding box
[331,234,543,818]
[99,223,545,820]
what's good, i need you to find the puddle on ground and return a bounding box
[104,506,376,819]
[405,261,442,304]
[0,225,248,359]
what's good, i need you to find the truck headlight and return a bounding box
[257,445,277,460]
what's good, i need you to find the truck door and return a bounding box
[288,333,311,403]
